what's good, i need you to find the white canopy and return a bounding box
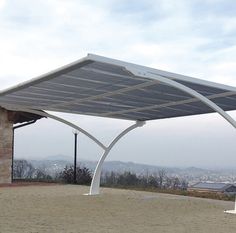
[1,54,236,195]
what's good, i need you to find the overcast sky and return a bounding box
[1,0,236,168]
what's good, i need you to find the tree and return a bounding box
[76,166,92,185]
[180,179,188,190]
[34,168,52,181]
[165,176,172,189]
[148,175,158,188]
[13,160,35,179]
[102,171,117,186]
[158,169,166,188]
[59,165,92,185]
[117,171,139,186]
[172,177,181,189]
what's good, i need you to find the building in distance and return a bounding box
[188,182,236,195]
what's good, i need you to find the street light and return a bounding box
[73,130,79,184]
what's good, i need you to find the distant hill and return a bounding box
[79,160,180,174]
[28,157,190,175]
[29,158,169,176]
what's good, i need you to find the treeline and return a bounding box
[101,170,188,190]
[13,160,92,185]
[13,160,188,190]
[13,160,52,181]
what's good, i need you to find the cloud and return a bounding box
[1,0,236,86]
[0,0,5,9]
[1,0,236,167]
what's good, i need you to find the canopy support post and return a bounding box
[224,196,236,214]
[89,121,145,195]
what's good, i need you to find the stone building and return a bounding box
[0,107,42,183]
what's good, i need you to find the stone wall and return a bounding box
[0,107,13,183]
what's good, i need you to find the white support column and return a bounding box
[89,121,145,195]
[224,196,236,214]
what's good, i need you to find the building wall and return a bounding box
[0,107,13,183]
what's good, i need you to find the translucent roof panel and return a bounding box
[0,54,236,121]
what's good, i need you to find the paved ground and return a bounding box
[0,184,236,233]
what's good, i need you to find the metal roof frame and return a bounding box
[2,53,235,95]
[1,54,236,122]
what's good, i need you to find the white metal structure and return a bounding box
[90,120,145,195]
[224,196,236,214]
[1,54,236,197]
[3,105,145,195]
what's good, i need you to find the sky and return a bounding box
[1,0,236,168]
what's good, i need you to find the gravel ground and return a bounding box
[0,184,236,233]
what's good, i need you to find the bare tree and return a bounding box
[158,169,166,188]
[148,175,158,187]
[34,168,52,181]
[13,160,35,179]
[180,179,188,190]
[101,170,188,191]
[172,177,181,189]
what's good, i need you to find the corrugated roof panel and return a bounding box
[67,67,145,85]
[213,96,236,109]
[127,89,191,102]
[176,80,227,95]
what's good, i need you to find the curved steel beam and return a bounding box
[128,68,236,129]
[3,105,107,150]
[89,121,145,195]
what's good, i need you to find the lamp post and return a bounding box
[73,130,78,184]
